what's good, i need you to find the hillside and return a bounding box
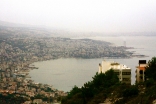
[62,57,156,104]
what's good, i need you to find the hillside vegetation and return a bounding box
[62,57,156,104]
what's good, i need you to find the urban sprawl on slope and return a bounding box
[0,27,145,103]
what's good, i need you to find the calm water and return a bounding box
[29,36,156,92]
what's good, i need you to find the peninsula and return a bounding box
[0,26,146,103]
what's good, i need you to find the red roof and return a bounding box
[138,67,145,70]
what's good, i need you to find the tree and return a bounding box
[92,72,105,88]
[67,85,81,98]
[122,85,138,97]
[92,69,119,89]
[145,57,156,80]
[62,70,119,104]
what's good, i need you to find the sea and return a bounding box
[29,35,156,92]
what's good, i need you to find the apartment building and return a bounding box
[98,60,131,84]
[136,60,147,83]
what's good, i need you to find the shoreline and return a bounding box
[28,54,148,92]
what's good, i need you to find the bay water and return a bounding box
[29,35,156,92]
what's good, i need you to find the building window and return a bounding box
[139,70,143,74]
[122,72,131,75]
[123,78,130,81]
[115,72,119,75]
[140,76,143,79]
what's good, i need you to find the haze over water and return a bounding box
[1,0,156,33]
[29,35,156,92]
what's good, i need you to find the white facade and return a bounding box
[98,60,131,84]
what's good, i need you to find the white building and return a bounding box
[98,60,131,84]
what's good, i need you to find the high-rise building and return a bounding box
[136,60,147,83]
[124,41,126,47]
[98,60,131,84]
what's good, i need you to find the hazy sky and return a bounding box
[0,0,156,33]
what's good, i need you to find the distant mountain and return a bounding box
[0,20,71,37]
[0,20,156,37]
[0,20,36,28]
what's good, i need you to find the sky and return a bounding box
[0,0,156,33]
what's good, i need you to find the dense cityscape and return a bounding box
[0,26,147,103]
[0,0,156,103]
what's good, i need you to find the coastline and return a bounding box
[26,40,148,92]
[28,56,148,92]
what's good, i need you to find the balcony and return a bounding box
[139,70,143,74]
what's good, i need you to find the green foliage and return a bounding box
[44,87,54,92]
[92,69,119,89]
[145,78,154,87]
[0,94,27,104]
[122,85,138,97]
[62,70,119,104]
[92,72,105,88]
[67,85,81,99]
[145,57,156,80]
[62,57,156,104]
